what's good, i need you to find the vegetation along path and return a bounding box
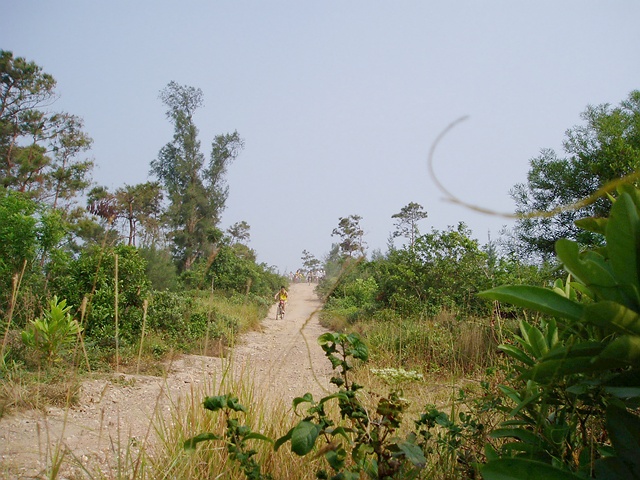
[0,283,331,478]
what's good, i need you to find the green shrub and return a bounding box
[480,184,640,478]
[48,245,150,341]
[21,296,81,365]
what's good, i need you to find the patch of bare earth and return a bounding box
[0,283,331,478]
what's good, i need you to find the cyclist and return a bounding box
[275,286,289,314]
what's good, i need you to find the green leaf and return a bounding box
[396,440,427,467]
[585,301,640,336]
[203,395,227,411]
[327,426,354,442]
[508,391,543,419]
[226,395,247,412]
[519,320,550,358]
[498,344,535,367]
[273,429,293,452]
[575,216,608,235]
[606,193,640,298]
[603,386,640,400]
[544,319,559,351]
[598,335,640,366]
[347,334,369,361]
[479,286,583,322]
[523,343,608,382]
[482,458,584,479]
[290,420,320,456]
[489,428,541,446]
[569,282,594,300]
[292,392,314,411]
[244,432,273,443]
[318,332,339,347]
[325,447,347,470]
[183,432,221,451]
[556,239,617,287]
[498,385,524,405]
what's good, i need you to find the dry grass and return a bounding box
[150,362,320,479]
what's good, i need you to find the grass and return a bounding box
[321,308,501,377]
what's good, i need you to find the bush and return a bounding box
[48,245,150,341]
[479,185,640,478]
[21,296,82,366]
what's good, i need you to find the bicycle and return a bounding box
[276,300,286,320]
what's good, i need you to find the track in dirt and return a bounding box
[0,283,331,478]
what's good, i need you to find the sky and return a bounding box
[2,1,639,273]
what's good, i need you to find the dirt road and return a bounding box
[0,283,331,478]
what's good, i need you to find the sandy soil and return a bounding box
[0,283,332,479]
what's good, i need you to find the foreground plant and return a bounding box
[275,332,427,479]
[21,296,82,365]
[479,184,640,479]
[184,393,274,480]
[185,331,486,479]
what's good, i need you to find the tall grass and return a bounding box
[341,309,500,376]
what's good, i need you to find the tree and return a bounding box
[301,249,321,273]
[114,182,163,246]
[47,114,93,211]
[208,132,244,225]
[0,189,66,319]
[510,90,640,260]
[332,214,366,258]
[0,50,93,205]
[227,220,250,245]
[391,202,428,249]
[150,81,244,271]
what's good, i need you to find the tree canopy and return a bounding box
[0,50,93,208]
[510,90,640,260]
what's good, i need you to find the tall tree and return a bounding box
[510,90,640,260]
[391,202,428,249]
[332,214,366,258]
[0,50,93,205]
[150,81,244,271]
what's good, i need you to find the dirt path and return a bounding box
[0,283,331,478]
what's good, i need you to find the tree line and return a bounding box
[1,50,284,352]
[318,89,640,324]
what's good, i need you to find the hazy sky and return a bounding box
[3,1,639,272]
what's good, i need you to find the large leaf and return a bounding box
[523,343,607,382]
[584,301,640,336]
[575,216,608,235]
[519,320,550,358]
[606,193,640,302]
[479,286,584,322]
[556,240,617,287]
[396,439,427,467]
[481,458,583,479]
[498,344,535,367]
[290,420,320,456]
[598,335,640,366]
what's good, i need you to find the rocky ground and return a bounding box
[0,283,332,479]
